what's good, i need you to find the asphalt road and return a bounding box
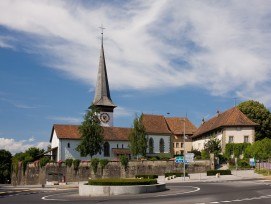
[1,180,271,204]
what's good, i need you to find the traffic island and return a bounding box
[79,178,166,196]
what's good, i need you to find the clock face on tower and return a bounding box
[100,112,110,123]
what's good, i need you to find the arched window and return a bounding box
[149,138,154,154]
[104,142,110,157]
[159,138,164,153]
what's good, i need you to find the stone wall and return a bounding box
[11,160,210,185]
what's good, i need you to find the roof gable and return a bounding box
[165,117,197,135]
[192,107,258,138]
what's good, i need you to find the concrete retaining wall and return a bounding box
[79,183,166,196]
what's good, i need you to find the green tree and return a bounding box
[128,114,147,159]
[76,104,104,158]
[238,100,271,141]
[244,138,271,160]
[204,137,221,156]
[0,149,12,183]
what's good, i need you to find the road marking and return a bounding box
[155,186,200,197]
[41,192,70,201]
[195,194,271,204]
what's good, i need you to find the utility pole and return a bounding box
[183,118,186,181]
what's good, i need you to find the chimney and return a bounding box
[217,110,220,117]
[202,118,205,124]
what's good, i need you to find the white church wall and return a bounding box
[51,130,60,161]
[57,139,129,161]
[148,135,171,154]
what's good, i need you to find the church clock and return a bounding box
[100,112,110,123]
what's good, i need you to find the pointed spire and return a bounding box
[92,27,116,109]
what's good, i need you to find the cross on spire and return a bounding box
[99,24,106,35]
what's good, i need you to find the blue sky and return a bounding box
[1,0,271,154]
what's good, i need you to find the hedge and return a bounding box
[165,172,189,177]
[88,178,157,186]
[135,174,158,179]
[207,170,231,176]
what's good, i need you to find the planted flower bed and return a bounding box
[88,178,157,186]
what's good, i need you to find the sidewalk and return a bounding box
[165,170,265,183]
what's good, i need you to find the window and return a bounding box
[122,144,123,148]
[181,143,184,148]
[229,136,234,143]
[149,138,154,154]
[117,144,119,148]
[67,143,70,148]
[176,143,179,148]
[159,138,165,153]
[244,136,249,143]
[104,142,110,157]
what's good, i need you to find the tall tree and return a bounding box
[76,104,104,158]
[244,138,271,160]
[238,100,271,141]
[0,149,12,183]
[128,114,147,159]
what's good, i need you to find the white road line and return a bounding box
[155,186,200,197]
[41,192,70,201]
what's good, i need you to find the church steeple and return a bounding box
[92,27,116,127]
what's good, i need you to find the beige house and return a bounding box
[191,107,258,152]
[165,117,197,155]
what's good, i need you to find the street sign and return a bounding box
[249,158,256,166]
[185,153,195,163]
[175,156,184,163]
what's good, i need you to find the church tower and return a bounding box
[92,29,116,127]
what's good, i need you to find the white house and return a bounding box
[191,107,258,152]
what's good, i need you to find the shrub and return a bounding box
[39,157,50,168]
[88,178,157,186]
[207,169,231,176]
[149,157,158,161]
[120,155,129,170]
[238,159,250,168]
[135,174,158,179]
[73,159,81,171]
[165,172,189,177]
[65,158,73,167]
[99,159,109,175]
[91,158,99,174]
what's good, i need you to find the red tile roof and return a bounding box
[192,107,258,138]
[50,124,131,141]
[165,117,197,135]
[112,148,131,154]
[142,114,171,134]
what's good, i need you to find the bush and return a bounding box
[207,169,231,176]
[100,159,109,169]
[165,172,189,177]
[65,158,73,167]
[238,159,250,168]
[91,158,99,174]
[88,178,157,186]
[73,159,81,170]
[120,155,129,170]
[135,174,158,179]
[149,157,158,161]
[39,157,50,168]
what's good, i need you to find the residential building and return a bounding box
[191,107,258,152]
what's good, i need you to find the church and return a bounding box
[49,32,257,162]
[49,32,196,161]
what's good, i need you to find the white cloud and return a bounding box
[1,0,271,105]
[0,137,49,155]
[114,106,135,117]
